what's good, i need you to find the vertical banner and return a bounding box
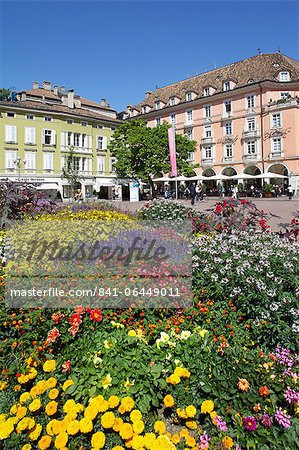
[129,181,139,202]
[114,184,122,201]
[168,127,177,177]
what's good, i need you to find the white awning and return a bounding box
[254,172,289,179]
[36,183,58,190]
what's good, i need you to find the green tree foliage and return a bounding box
[0,88,11,101]
[109,120,196,193]
[61,147,84,200]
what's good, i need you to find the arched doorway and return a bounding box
[202,168,217,195]
[243,165,262,193]
[267,163,289,193]
[221,167,237,194]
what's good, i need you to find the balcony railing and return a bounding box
[223,156,234,163]
[270,152,284,159]
[242,130,259,139]
[245,107,256,116]
[243,153,260,162]
[201,136,215,145]
[201,157,215,166]
[267,98,299,110]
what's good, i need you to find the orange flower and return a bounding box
[259,386,269,397]
[237,378,250,392]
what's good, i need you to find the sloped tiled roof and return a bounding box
[135,53,299,112]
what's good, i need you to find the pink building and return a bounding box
[126,53,299,194]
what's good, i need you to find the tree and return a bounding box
[109,120,197,195]
[61,147,84,200]
[0,88,11,101]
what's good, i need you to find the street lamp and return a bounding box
[14,157,26,180]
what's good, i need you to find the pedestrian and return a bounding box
[287,185,293,200]
[232,185,238,199]
[190,182,196,206]
[195,184,200,201]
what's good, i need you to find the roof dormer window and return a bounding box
[279,71,290,82]
[223,81,231,91]
[170,97,176,106]
[142,105,147,114]
[155,101,161,110]
[186,92,192,101]
[204,87,210,97]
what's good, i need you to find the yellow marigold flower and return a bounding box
[0,419,14,439]
[237,378,250,392]
[144,432,156,448]
[118,404,126,414]
[36,380,47,395]
[16,405,27,419]
[132,419,145,435]
[62,379,74,392]
[17,417,30,431]
[119,422,134,440]
[22,445,32,450]
[79,417,93,433]
[49,388,59,400]
[101,411,116,429]
[108,395,120,408]
[111,447,125,450]
[185,405,196,418]
[210,411,217,419]
[201,400,214,414]
[121,396,135,412]
[14,384,21,392]
[155,435,176,449]
[222,436,234,449]
[63,399,76,414]
[84,404,98,420]
[28,367,38,380]
[46,419,57,436]
[179,428,189,438]
[27,418,35,429]
[20,392,31,404]
[130,410,142,422]
[65,410,78,422]
[97,399,109,413]
[29,398,42,412]
[67,420,80,435]
[185,420,197,430]
[185,435,196,447]
[18,374,30,384]
[101,373,112,390]
[128,330,137,336]
[163,395,175,408]
[46,377,57,389]
[181,368,190,378]
[174,367,185,377]
[166,374,180,385]
[91,431,106,449]
[30,385,39,399]
[43,360,56,373]
[54,431,68,449]
[38,435,52,450]
[10,404,18,415]
[28,423,42,441]
[177,408,188,419]
[113,417,124,432]
[131,435,144,449]
[171,433,181,444]
[154,420,166,435]
[45,401,58,416]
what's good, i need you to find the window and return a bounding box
[205,125,212,137]
[74,133,80,146]
[26,115,34,120]
[246,95,255,108]
[186,92,192,101]
[44,116,52,122]
[225,144,233,157]
[81,122,87,127]
[5,150,17,169]
[97,136,107,150]
[43,153,54,171]
[204,87,210,97]
[67,119,74,124]
[5,125,17,143]
[204,105,211,117]
[185,129,193,140]
[247,118,255,131]
[25,127,36,144]
[97,156,105,173]
[281,92,289,99]
[187,152,194,161]
[7,112,15,117]
[272,113,281,128]
[81,157,86,171]
[186,110,193,123]
[223,81,230,91]
[170,97,175,106]
[43,129,55,145]
[272,138,282,153]
[224,122,232,135]
[170,114,176,126]
[67,132,73,146]
[97,124,103,129]
[224,100,231,113]
[72,157,80,172]
[142,106,147,114]
[24,152,36,170]
[204,146,212,158]
[247,141,256,154]
[156,118,161,126]
[155,101,160,110]
[82,134,87,148]
[110,157,116,173]
[279,72,290,82]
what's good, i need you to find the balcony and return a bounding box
[242,130,259,139]
[201,157,215,166]
[267,97,299,111]
[201,136,215,145]
[245,107,256,116]
[270,152,284,159]
[243,153,260,162]
[223,156,234,163]
[221,111,233,120]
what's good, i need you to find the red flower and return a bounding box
[89,309,102,323]
[241,199,247,205]
[62,360,71,374]
[259,386,270,397]
[215,204,223,215]
[69,313,82,327]
[74,305,85,315]
[46,327,61,343]
[51,312,62,324]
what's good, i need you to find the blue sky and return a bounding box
[0,1,298,111]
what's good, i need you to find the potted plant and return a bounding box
[263,182,273,198]
[237,183,244,197]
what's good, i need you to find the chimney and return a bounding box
[53,85,58,95]
[60,85,66,92]
[32,81,39,90]
[43,81,52,91]
[67,89,75,109]
[21,92,27,101]
[100,98,108,107]
[145,91,151,98]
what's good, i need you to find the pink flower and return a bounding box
[62,360,71,374]
[243,416,258,431]
[275,407,291,428]
[46,327,60,344]
[51,312,62,324]
[261,413,272,428]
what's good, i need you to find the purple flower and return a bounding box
[261,413,272,428]
[243,416,258,431]
[214,415,228,431]
[199,431,211,449]
[275,408,291,428]
[284,387,299,404]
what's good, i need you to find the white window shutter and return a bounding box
[61,132,66,147]
[51,130,56,146]
[103,136,107,149]
[42,129,46,144]
[61,156,65,170]
[88,135,92,149]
